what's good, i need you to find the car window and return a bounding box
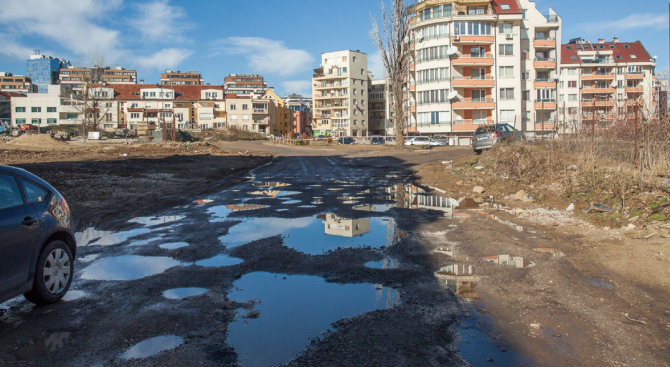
[20,178,49,204]
[499,124,513,132]
[0,173,24,210]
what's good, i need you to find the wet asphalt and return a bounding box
[1,154,476,367]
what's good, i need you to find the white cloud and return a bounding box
[0,0,124,63]
[130,0,191,43]
[584,13,669,31]
[281,80,312,97]
[136,48,193,70]
[212,37,314,77]
[368,52,387,80]
[0,33,39,61]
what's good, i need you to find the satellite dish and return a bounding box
[448,90,458,99]
[611,81,616,88]
[552,75,559,81]
[447,47,458,56]
[456,115,463,121]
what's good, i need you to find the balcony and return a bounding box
[543,14,560,23]
[581,73,615,80]
[533,38,556,48]
[417,77,450,85]
[253,118,269,124]
[533,79,556,88]
[533,58,556,69]
[581,87,615,94]
[534,100,557,109]
[253,108,268,114]
[452,55,494,66]
[452,76,495,88]
[626,87,644,93]
[452,98,495,110]
[580,99,616,107]
[625,73,645,79]
[451,35,494,44]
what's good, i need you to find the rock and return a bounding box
[625,224,636,231]
[473,186,485,194]
[521,194,534,203]
[584,203,613,214]
[513,208,524,215]
[459,197,480,209]
[659,231,670,239]
[456,180,463,186]
[663,179,670,188]
[474,165,484,170]
[567,164,577,171]
[566,203,575,212]
[644,232,658,240]
[513,190,525,200]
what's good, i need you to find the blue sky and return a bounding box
[0,0,668,96]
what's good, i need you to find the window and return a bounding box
[472,110,487,124]
[500,110,515,122]
[500,88,514,100]
[31,119,41,124]
[522,91,530,101]
[467,6,486,15]
[242,104,249,111]
[630,55,637,59]
[472,89,487,102]
[568,68,577,75]
[46,107,57,113]
[15,107,25,113]
[454,21,492,36]
[521,71,530,80]
[31,107,41,113]
[20,179,48,203]
[361,68,365,75]
[498,22,513,34]
[500,4,510,10]
[499,44,513,56]
[230,104,236,111]
[568,81,577,88]
[0,173,24,210]
[499,66,513,78]
[417,111,450,125]
[16,118,25,125]
[536,89,556,101]
[470,46,486,58]
[130,113,140,119]
[568,94,577,102]
[353,56,357,62]
[47,118,57,124]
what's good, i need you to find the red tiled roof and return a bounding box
[492,0,521,14]
[104,84,225,100]
[561,41,653,64]
[0,91,27,98]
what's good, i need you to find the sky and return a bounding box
[0,0,668,97]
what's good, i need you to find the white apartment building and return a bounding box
[225,96,276,134]
[312,50,370,137]
[558,38,658,132]
[11,85,81,127]
[409,0,561,144]
[368,79,393,136]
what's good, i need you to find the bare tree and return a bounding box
[370,0,413,147]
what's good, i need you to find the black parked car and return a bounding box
[337,137,354,145]
[370,136,385,145]
[0,165,76,305]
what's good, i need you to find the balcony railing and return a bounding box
[456,98,495,103]
[416,33,450,42]
[452,76,494,80]
[535,99,557,103]
[415,55,449,64]
[417,77,450,84]
[417,99,450,105]
[534,78,556,82]
[534,57,556,62]
[534,37,556,41]
[544,14,559,23]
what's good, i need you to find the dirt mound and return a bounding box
[7,134,67,148]
[192,128,266,142]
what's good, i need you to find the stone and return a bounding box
[459,197,480,209]
[566,203,575,212]
[456,180,463,186]
[473,186,485,194]
[644,232,658,240]
[513,208,524,216]
[567,164,578,171]
[625,224,636,231]
[513,190,525,201]
[662,179,670,188]
[521,195,534,203]
[659,231,670,239]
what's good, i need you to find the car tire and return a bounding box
[24,240,74,305]
[474,149,483,155]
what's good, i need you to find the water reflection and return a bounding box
[248,190,300,198]
[129,216,185,227]
[370,184,457,213]
[16,332,71,360]
[76,228,151,247]
[483,255,535,268]
[162,288,209,300]
[81,255,181,281]
[120,335,184,360]
[435,264,479,299]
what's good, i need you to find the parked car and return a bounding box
[0,165,76,305]
[337,137,354,145]
[429,139,448,147]
[404,136,431,146]
[472,124,522,154]
[432,135,450,145]
[315,135,326,141]
[370,136,385,145]
[274,134,284,139]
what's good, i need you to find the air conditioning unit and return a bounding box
[506,34,513,39]
[454,35,460,41]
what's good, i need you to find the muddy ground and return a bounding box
[1,139,669,367]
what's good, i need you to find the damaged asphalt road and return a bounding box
[0,154,491,367]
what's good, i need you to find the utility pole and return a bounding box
[634,99,639,166]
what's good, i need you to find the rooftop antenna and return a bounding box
[34,49,40,55]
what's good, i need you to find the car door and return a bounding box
[0,172,41,294]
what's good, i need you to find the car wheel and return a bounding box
[24,240,74,305]
[474,149,483,155]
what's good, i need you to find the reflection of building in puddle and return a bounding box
[371,184,457,214]
[248,190,300,198]
[16,332,71,360]
[435,264,479,299]
[433,247,455,257]
[129,216,185,226]
[253,182,291,188]
[438,263,474,276]
[534,248,565,257]
[227,204,268,212]
[483,255,535,268]
[319,213,371,238]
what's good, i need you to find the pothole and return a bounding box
[81,255,181,281]
[120,335,184,360]
[162,288,209,300]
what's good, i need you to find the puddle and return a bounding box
[227,272,398,367]
[435,264,479,299]
[162,288,209,300]
[371,184,456,212]
[160,242,189,250]
[459,310,536,366]
[281,200,301,205]
[194,199,214,205]
[208,204,268,222]
[535,248,565,257]
[483,255,535,268]
[61,290,89,301]
[76,228,151,247]
[253,182,290,188]
[276,209,289,212]
[248,190,301,198]
[341,200,359,204]
[129,215,185,227]
[219,214,404,255]
[311,200,324,205]
[194,254,243,267]
[298,205,317,208]
[16,332,71,360]
[120,335,184,360]
[77,254,100,263]
[81,255,181,281]
[353,204,393,213]
[128,237,161,247]
[365,258,399,269]
[438,264,475,276]
[433,247,455,257]
[584,278,615,290]
[338,196,364,201]
[327,188,344,191]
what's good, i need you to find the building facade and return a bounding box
[225,95,275,134]
[160,70,204,86]
[285,94,313,136]
[26,54,71,93]
[10,85,81,127]
[368,79,393,136]
[224,74,269,97]
[312,50,370,137]
[558,38,658,132]
[408,0,561,145]
[0,73,38,93]
[60,66,137,88]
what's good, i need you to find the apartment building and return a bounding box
[225,95,276,134]
[1,91,25,122]
[0,73,38,93]
[10,85,81,127]
[26,54,71,93]
[261,90,294,135]
[312,50,370,137]
[59,66,137,87]
[558,38,658,131]
[224,74,268,97]
[368,79,393,136]
[160,70,204,86]
[409,0,561,144]
[285,94,313,136]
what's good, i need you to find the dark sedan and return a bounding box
[0,165,77,305]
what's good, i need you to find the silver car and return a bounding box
[471,124,522,154]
